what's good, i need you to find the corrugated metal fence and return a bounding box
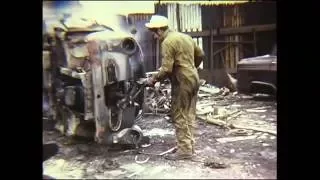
[166,4,204,68]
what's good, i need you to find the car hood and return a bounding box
[238,55,277,65]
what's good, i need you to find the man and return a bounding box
[145,15,205,160]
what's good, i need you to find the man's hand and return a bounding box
[146,77,156,87]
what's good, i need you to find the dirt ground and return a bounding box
[43,94,277,179]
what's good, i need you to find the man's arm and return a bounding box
[193,40,205,68]
[154,42,175,82]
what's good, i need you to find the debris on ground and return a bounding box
[230,123,276,135]
[43,80,277,179]
[144,80,276,141]
[144,81,171,114]
[226,129,254,136]
[203,158,228,169]
[216,135,258,143]
[142,128,174,137]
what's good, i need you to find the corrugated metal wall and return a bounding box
[169,3,203,68]
[156,3,204,69]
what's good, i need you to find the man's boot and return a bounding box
[165,152,193,160]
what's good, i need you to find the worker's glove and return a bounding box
[145,77,156,87]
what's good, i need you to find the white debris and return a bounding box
[141,144,151,148]
[231,104,241,108]
[266,118,275,121]
[142,128,174,137]
[258,135,268,140]
[104,169,126,177]
[270,136,276,140]
[246,109,267,113]
[199,86,221,95]
[241,95,253,99]
[262,143,270,147]
[216,135,257,143]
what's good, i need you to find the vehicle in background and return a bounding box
[236,44,277,96]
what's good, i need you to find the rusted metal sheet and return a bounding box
[167,4,179,31]
[87,40,109,142]
[128,13,153,24]
[79,71,94,120]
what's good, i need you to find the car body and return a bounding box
[43,16,146,145]
[236,45,277,95]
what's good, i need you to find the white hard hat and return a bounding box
[145,15,169,29]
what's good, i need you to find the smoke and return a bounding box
[43,1,155,35]
[77,1,154,32]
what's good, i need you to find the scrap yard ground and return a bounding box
[43,89,277,179]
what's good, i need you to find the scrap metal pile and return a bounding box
[143,80,172,115]
[143,79,276,136]
[143,79,231,116]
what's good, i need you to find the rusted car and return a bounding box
[43,16,147,146]
[236,45,277,95]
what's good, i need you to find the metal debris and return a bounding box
[135,155,150,164]
[144,81,171,114]
[134,147,177,164]
[137,146,177,157]
[143,80,276,137]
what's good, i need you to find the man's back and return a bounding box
[163,31,196,69]
[163,31,200,89]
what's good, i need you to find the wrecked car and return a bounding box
[43,16,147,146]
[236,45,277,96]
